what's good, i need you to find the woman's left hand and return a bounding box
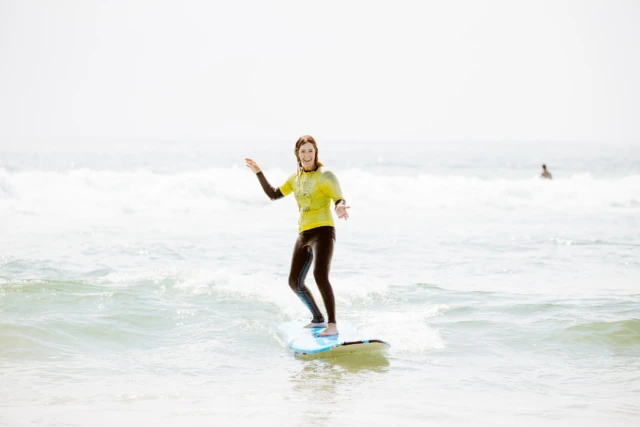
[336,204,350,220]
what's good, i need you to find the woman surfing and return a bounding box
[245,135,350,337]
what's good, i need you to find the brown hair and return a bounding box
[294,135,324,170]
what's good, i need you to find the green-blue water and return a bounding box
[2,141,640,426]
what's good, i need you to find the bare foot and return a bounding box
[304,321,327,328]
[317,323,338,337]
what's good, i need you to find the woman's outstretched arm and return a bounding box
[245,158,283,201]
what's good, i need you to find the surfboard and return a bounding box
[278,321,390,356]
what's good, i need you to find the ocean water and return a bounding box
[1,140,639,426]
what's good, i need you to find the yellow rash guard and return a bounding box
[279,168,344,233]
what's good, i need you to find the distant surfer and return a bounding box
[541,164,552,180]
[245,135,350,337]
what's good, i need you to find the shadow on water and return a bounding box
[293,350,390,372]
[285,351,390,426]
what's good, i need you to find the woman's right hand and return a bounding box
[245,158,261,174]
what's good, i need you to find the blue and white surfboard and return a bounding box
[279,322,390,356]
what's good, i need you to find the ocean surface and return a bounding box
[1,140,639,426]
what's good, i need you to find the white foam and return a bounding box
[354,305,448,353]
[3,167,639,222]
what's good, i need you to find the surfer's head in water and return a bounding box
[294,135,324,172]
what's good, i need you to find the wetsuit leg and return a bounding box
[288,234,325,323]
[308,227,337,324]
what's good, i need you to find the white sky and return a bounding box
[1,0,639,144]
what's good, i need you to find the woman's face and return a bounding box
[298,142,316,171]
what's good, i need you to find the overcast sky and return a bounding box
[1,0,639,145]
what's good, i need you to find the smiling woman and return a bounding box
[245,135,350,337]
[295,135,323,171]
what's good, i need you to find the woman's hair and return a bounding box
[294,135,324,170]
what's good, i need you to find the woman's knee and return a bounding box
[313,269,330,287]
[288,276,299,292]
